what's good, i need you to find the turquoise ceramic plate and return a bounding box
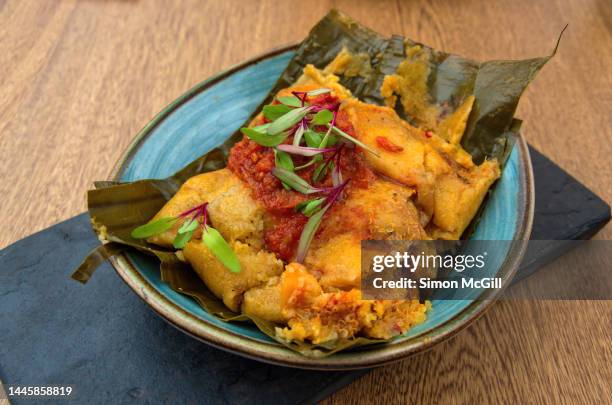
[108,46,534,369]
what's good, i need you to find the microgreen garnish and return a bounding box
[306,88,331,96]
[263,104,292,121]
[311,109,334,125]
[267,106,311,135]
[317,109,337,148]
[292,120,307,146]
[274,149,294,190]
[271,167,324,194]
[294,158,319,170]
[292,88,332,99]
[277,144,336,157]
[313,144,344,183]
[131,217,178,239]
[295,180,350,262]
[277,96,303,107]
[332,159,343,187]
[178,217,199,234]
[274,149,294,171]
[131,203,241,273]
[291,91,308,106]
[296,207,327,263]
[304,130,323,147]
[295,197,325,217]
[202,227,241,273]
[241,127,289,147]
[313,161,332,183]
[173,230,195,249]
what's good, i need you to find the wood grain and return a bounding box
[0,0,610,404]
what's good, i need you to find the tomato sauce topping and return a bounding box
[227,93,376,260]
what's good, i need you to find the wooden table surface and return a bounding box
[1,0,610,403]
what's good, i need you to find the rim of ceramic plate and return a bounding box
[105,44,534,370]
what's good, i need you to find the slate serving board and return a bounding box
[0,146,609,405]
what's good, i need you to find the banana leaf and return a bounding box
[74,9,561,357]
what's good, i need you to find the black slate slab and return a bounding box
[0,146,609,405]
[516,147,610,281]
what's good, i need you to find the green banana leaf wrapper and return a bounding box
[75,9,562,357]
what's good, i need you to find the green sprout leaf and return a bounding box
[241,127,289,147]
[307,88,331,96]
[253,123,270,132]
[294,156,319,170]
[277,96,303,107]
[274,149,294,191]
[263,104,292,121]
[296,204,330,262]
[272,167,322,194]
[267,106,311,135]
[326,135,339,146]
[178,218,199,234]
[172,229,195,249]
[293,122,307,146]
[304,130,323,147]
[202,227,241,273]
[295,197,325,217]
[311,109,334,125]
[313,161,334,183]
[274,149,294,171]
[131,217,177,239]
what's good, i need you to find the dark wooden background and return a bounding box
[0,1,610,403]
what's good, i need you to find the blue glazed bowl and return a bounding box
[108,46,534,369]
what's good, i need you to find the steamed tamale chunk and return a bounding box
[183,240,283,312]
[275,264,429,344]
[207,181,266,249]
[242,281,285,323]
[146,169,241,247]
[305,179,427,291]
[341,99,500,239]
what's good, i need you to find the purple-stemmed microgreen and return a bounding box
[262,104,292,121]
[131,203,241,273]
[291,91,307,106]
[313,144,344,183]
[292,119,308,146]
[267,106,312,135]
[241,127,290,147]
[331,157,343,187]
[274,149,294,171]
[292,88,332,102]
[271,167,326,194]
[274,149,294,191]
[172,204,207,249]
[130,217,178,239]
[277,144,337,157]
[304,130,324,147]
[305,88,332,96]
[201,227,241,273]
[277,96,303,107]
[318,109,337,149]
[310,109,334,125]
[295,197,326,217]
[295,179,350,263]
[294,158,319,171]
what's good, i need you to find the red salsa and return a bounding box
[227,93,375,260]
